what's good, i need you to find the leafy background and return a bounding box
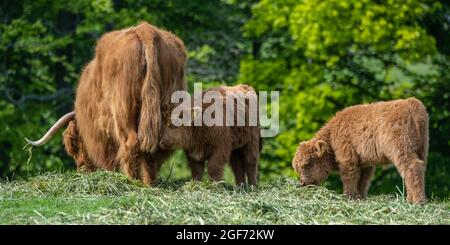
[1,0,449,197]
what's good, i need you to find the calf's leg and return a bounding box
[206,150,229,182]
[340,164,361,200]
[357,166,375,199]
[241,142,260,186]
[230,150,246,185]
[336,149,360,200]
[142,149,173,185]
[187,156,206,181]
[394,157,427,204]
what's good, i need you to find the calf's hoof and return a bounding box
[407,195,427,204]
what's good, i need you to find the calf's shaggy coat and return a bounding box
[292,98,429,203]
[159,85,261,185]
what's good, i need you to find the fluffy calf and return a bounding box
[292,98,429,203]
[159,85,261,185]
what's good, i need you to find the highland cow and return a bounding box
[159,85,261,185]
[26,22,187,185]
[292,98,429,203]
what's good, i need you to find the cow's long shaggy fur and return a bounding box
[63,120,94,172]
[65,22,186,184]
[292,98,429,203]
[159,85,261,185]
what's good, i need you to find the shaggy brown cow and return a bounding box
[159,85,261,185]
[292,98,429,203]
[26,22,187,185]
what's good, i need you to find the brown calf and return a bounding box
[292,98,429,203]
[159,85,261,185]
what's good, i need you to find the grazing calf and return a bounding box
[292,98,429,203]
[159,85,261,185]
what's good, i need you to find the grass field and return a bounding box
[0,171,449,224]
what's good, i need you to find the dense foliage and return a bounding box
[1,0,448,197]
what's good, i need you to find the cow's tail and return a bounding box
[134,23,161,154]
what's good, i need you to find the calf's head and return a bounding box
[159,123,191,150]
[159,106,201,150]
[292,140,333,186]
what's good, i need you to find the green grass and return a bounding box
[0,171,449,224]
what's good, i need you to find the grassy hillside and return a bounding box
[0,171,449,224]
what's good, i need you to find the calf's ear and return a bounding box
[315,140,326,157]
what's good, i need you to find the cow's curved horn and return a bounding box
[25,111,75,146]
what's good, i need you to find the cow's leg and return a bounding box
[357,166,375,199]
[140,157,152,186]
[187,156,205,181]
[393,155,427,204]
[117,131,140,180]
[63,120,95,171]
[241,142,260,186]
[230,150,246,185]
[115,122,155,183]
